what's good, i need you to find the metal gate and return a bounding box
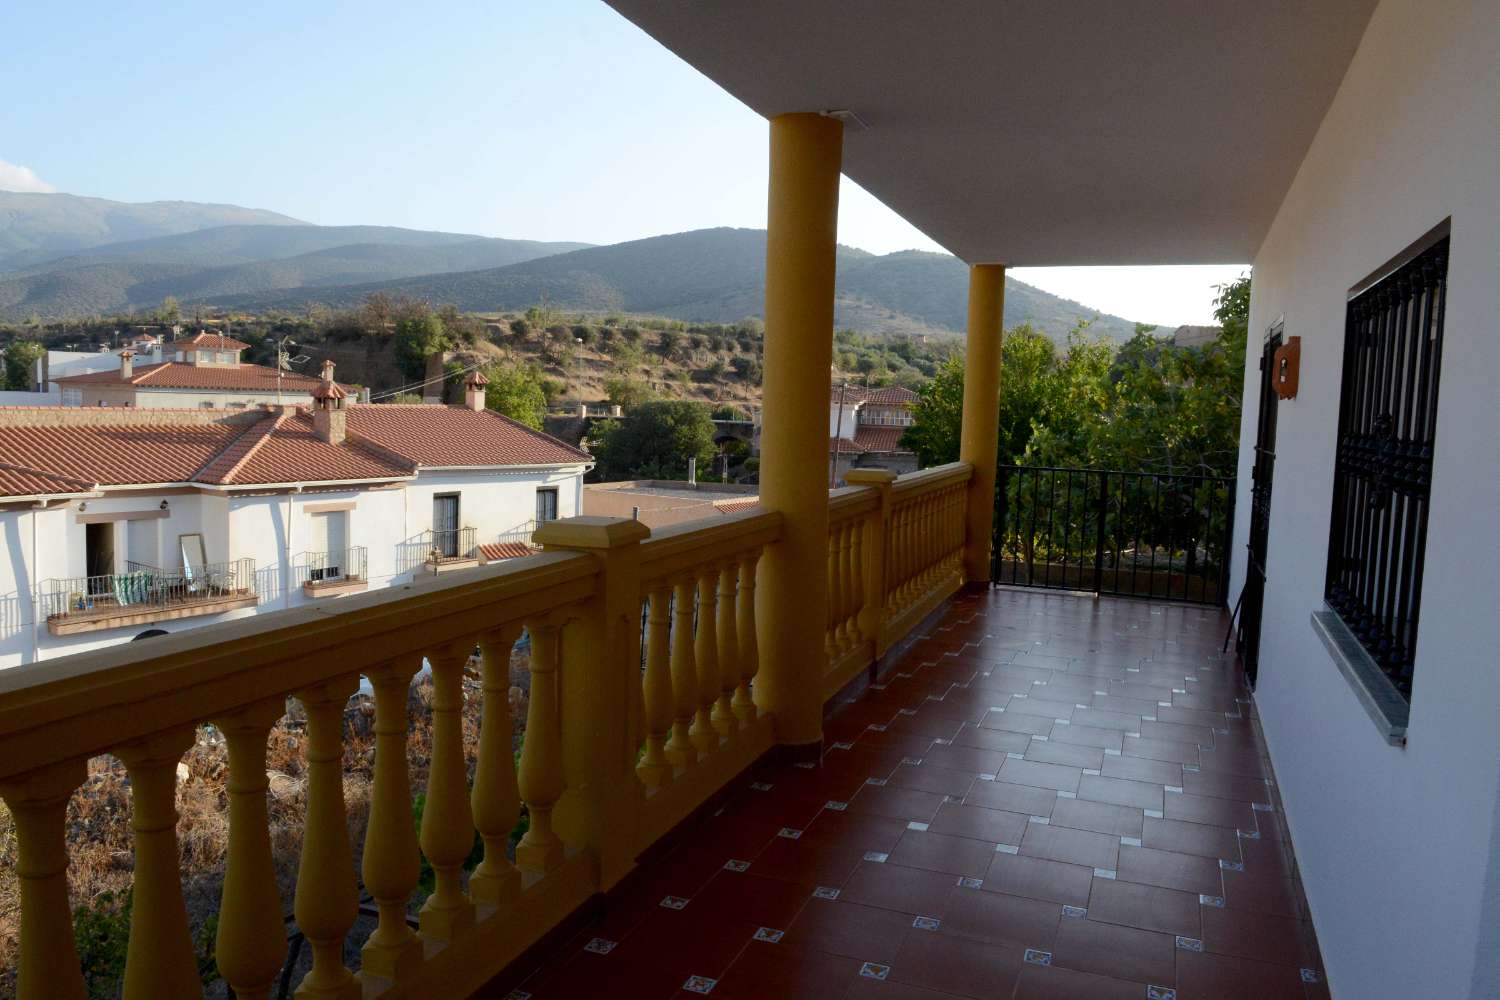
[1236,328,1282,685]
[992,465,1236,605]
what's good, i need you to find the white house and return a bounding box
[49,331,329,408]
[828,383,918,480]
[0,368,589,667]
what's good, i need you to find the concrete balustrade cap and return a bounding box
[535,516,652,549]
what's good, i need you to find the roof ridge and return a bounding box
[193,412,285,485]
[479,408,591,461]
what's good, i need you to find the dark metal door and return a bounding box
[1238,328,1282,686]
[433,494,460,558]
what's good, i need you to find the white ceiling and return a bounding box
[604,0,1378,265]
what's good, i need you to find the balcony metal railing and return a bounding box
[496,519,537,546]
[0,464,974,999]
[295,546,368,588]
[396,526,479,573]
[36,557,257,634]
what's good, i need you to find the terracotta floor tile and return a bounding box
[889,924,1023,998]
[712,938,862,998]
[1049,797,1144,839]
[1046,722,1125,753]
[983,852,1095,907]
[1085,877,1201,937]
[922,742,1010,774]
[1078,774,1165,812]
[1068,707,1144,732]
[1181,769,1275,805]
[964,778,1059,818]
[1142,816,1241,861]
[1196,747,1273,779]
[887,712,968,739]
[1121,734,1202,767]
[1200,903,1317,966]
[527,950,688,999]
[1100,753,1182,786]
[1024,738,1105,770]
[860,729,946,755]
[1139,719,1217,747]
[940,884,1062,948]
[689,870,816,929]
[1154,704,1233,729]
[1219,868,1303,918]
[849,784,949,823]
[840,976,968,1000]
[1087,693,1160,717]
[1012,962,1152,1000]
[1019,821,1120,871]
[1116,844,1223,896]
[841,860,958,917]
[803,810,913,851]
[1162,792,1256,832]
[998,757,1082,793]
[950,723,1032,754]
[613,907,759,977]
[749,837,866,887]
[1238,834,1298,879]
[1175,949,1308,1000]
[783,897,914,963]
[927,801,1029,846]
[887,762,977,798]
[1006,695,1078,719]
[889,829,998,878]
[1029,677,1099,702]
[1049,914,1176,985]
[979,709,1056,737]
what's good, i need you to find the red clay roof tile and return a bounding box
[53,361,327,393]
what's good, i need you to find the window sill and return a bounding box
[1310,609,1408,746]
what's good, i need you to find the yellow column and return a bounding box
[470,623,525,904]
[0,760,88,1000]
[117,730,201,1000]
[756,111,843,747]
[959,263,1007,583]
[418,642,477,943]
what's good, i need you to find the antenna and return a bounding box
[274,335,310,405]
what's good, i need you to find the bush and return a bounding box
[590,400,717,480]
[603,376,657,409]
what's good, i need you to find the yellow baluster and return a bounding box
[848,518,865,645]
[665,576,698,768]
[117,730,201,1000]
[292,678,361,1000]
[713,561,739,737]
[471,623,524,905]
[691,566,720,754]
[516,618,565,872]
[419,642,478,942]
[638,587,675,785]
[825,527,840,658]
[359,659,423,984]
[0,760,87,1000]
[213,700,288,1000]
[732,550,760,724]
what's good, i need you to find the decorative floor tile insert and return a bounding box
[996,843,1020,854]
[1094,868,1117,879]
[1199,894,1225,907]
[832,741,854,750]
[912,915,941,931]
[583,937,616,954]
[753,927,784,943]
[777,828,802,839]
[660,896,689,910]
[864,851,889,863]
[1061,905,1088,918]
[825,800,849,811]
[859,962,892,981]
[749,782,773,791]
[957,876,984,889]
[812,886,841,900]
[1175,936,1205,952]
[1301,969,1323,983]
[866,778,888,787]
[1023,948,1053,966]
[1146,985,1177,999]
[682,975,717,994]
[723,859,750,872]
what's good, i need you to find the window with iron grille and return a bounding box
[1325,231,1448,701]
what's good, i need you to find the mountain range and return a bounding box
[0,192,1146,340]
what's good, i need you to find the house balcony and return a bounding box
[297,546,369,597]
[397,526,480,574]
[0,465,1325,1000]
[35,558,258,636]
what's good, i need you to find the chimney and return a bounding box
[119,349,135,380]
[464,369,490,412]
[312,360,348,445]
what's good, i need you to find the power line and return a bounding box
[366,358,491,403]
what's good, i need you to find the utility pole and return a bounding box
[830,379,848,487]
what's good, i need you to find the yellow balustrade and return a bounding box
[0,473,984,999]
[292,678,361,1000]
[419,642,479,942]
[470,623,525,903]
[117,729,201,1000]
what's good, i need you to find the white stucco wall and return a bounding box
[71,386,316,408]
[0,465,586,669]
[829,400,860,440]
[1226,1,1500,996]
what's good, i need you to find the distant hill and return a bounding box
[211,228,1144,342]
[0,192,302,261]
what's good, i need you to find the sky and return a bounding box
[0,0,1246,327]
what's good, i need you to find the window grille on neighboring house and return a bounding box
[1325,231,1448,700]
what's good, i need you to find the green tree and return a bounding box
[483,362,548,429]
[3,339,45,390]
[394,312,454,381]
[589,400,717,480]
[603,375,657,409]
[159,295,181,327]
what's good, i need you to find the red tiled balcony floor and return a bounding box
[509,589,1328,1000]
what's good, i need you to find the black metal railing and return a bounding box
[1325,234,1448,699]
[992,465,1236,605]
[38,558,258,622]
[295,546,368,587]
[397,527,479,573]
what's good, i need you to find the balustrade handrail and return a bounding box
[828,484,880,519]
[0,550,598,782]
[638,509,782,585]
[890,460,972,497]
